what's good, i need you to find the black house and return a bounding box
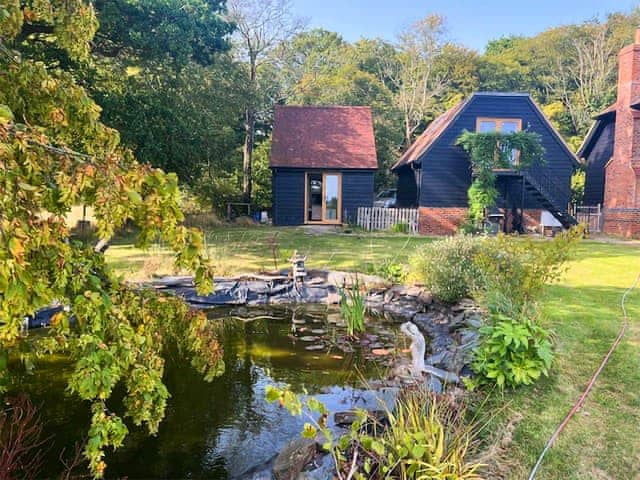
[270,106,377,226]
[576,105,615,207]
[391,92,579,235]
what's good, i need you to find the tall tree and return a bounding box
[227,0,305,203]
[381,14,450,148]
[0,2,221,477]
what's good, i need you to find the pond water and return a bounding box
[14,306,406,479]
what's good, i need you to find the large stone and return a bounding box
[422,364,461,384]
[273,438,317,480]
[296,451,335,480]
[334,409,387,427]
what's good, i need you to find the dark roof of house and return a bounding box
[391,98,470,170]
[577,103,618,159]
[595,102,618,119]
[391,92,580,171]
[270,105,377,169]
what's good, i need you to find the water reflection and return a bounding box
[16,307,400,479]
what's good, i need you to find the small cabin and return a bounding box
[270,105,378,226]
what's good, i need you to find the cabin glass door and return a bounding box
[323,173,340,222]
[305,172,342,223]
[307,173,323,222]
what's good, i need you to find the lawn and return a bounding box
[106,225,436,279]
[106,226,640,479]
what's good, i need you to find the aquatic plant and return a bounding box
[339,280,366,337]
[266,385,485,479]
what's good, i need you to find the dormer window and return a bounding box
[476,117,522,166]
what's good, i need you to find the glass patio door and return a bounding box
[305,172,342,223]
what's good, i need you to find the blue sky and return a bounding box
[292,0,638,51]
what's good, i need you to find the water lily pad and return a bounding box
[305,344,325,351]
[372,348,393,356]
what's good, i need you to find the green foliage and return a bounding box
[339,281,366,337]
[408,236,482,303]
[0,3,225,476]
[390,222,410,234]
[266,385,484,479]
[472,227,584,312]
[571,169,586,206]
[366,259,407,284]
[471,313,553,389]
[456,130,545,227]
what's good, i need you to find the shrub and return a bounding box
[470,312,553,389]
[366,259,407,284]
[408,236,482,303]
[472,227,583,312]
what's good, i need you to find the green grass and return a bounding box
[106,225,434,279]
[483,241,640,479]
[106,227,640,478]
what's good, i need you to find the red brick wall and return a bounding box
[417,208,550,235]
[603,34,640,238]
[418,207,467,235]
[604,208,640,238]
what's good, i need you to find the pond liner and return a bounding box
[157,276,339,307]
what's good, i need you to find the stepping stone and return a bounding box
[299,336,319,342]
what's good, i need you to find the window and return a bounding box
[476,117,522,166]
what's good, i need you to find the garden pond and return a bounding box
[13,306,408,479]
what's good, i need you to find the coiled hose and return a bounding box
[527,273,640,480]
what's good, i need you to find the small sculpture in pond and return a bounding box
[400,321,426,375]
[288,250,307,284]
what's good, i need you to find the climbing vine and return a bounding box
[456,130,545,229]
[0,3,222,477]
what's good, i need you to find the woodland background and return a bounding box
[3,1,639,214]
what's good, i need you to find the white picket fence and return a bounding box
[356,207,419,233]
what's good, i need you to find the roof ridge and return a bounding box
[275,105,372,109]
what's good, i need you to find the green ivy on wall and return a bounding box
[456,130,545,229]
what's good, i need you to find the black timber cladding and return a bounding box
[579,120,614,206]
[414,93,577,209]
[271,168,375,226]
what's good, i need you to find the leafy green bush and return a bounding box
[366,259,407,284]
[408,235,482,303]
[472,227,583,312]
[470,312,553,389]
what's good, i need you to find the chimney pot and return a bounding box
[635,28,640,44]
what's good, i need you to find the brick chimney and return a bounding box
[603,29,640,237]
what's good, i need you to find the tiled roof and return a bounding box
[391,99,469,170]
[270,105,377,169]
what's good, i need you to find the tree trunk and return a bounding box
[242,108,255,204]
[404,117,412,149]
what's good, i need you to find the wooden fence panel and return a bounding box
[356,207,419,234]
[573,204,602,233]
